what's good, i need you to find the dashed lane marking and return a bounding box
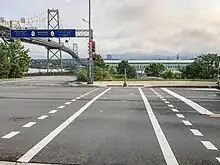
[71,99,76,102]
[168,104,174,108]
[201,141,218,150]
[162,99,166,101]
[22,122,36,128]
[190,129,203,136]
[140,88,179,165]
[161,88,213,115]
[65,102,72,105]
[182,120,193,126]
[165,101,170,104]
[57,105,65,109]
[49,110,58,114]
[176,114,185,119]
[171,109,179,112]
[37,115,48,120]
[76,97,81,99]
[2,131,20,139]
[17,88,111,163]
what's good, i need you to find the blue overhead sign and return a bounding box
[10,29,76,38]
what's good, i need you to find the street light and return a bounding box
[82,18,89,24]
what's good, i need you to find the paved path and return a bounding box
[94,80,216,87]
[0,81,220,164]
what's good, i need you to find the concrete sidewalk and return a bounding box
[93,81,217,88]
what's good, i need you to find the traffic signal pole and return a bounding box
[87,0,93,84]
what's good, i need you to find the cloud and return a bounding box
[2,0,220,58]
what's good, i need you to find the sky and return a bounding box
[2,0,220,59]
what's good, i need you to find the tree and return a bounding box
[0,40,30,78]
[117,60,136,78]
[127,66,136,78]
[0,45,10,78]
[162,69,174,79]
[92,54,107,69]
[145,63,166,77]
[180,53,220,79]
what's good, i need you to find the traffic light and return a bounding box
[91,41,96,53]
[88,41,96,54]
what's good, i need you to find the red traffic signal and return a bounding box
[88,41,96,53]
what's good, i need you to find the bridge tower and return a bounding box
[47,9,62,72]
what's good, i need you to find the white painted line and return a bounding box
[216,157,220,162]
[201,141,218,150]
[176,114,185,119]
[190,129,203,136]
[17,88,111,163]
[165,101,170,104]
[57,105,65,109]
[2,131,20,139]
[65,102,71,105]
[189,88,219,91]
[171,109,179,112]
[182,120,193,126]
[22,122,36,128]
[71,99,76,102]
[168,104,174,108]
[161,88,213,115]
[0,161,16,165]
[76,97,81,99]
[49,110,58,114]
[0,161,53,165]
[81,95,85,97]
[162,98,166,101]
[139,88,179,165]
[37,115,48,120]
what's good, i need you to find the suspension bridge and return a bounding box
[0,9,90,72]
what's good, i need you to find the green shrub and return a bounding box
[75,67,87,82]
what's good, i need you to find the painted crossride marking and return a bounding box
[17,88,111,163]
[201,141,218,150]
[22,122,36,128]
[2,131,20,139]
[162,88,213,115]
[182,120,193,126]
[176,114,185,119]
[168,104,174,108]
[190,129,203,136]
[140,88,179,165]
[172,109,179,112]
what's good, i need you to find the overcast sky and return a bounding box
[2,0,220,58]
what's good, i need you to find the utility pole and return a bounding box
[123,68,127,87]
[87,0,93,84]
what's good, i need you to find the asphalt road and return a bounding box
[0,81,220,165]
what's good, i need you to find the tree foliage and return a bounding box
[0,40,30,78]
[145,63,166,77]
[180,53,220,79]
[117,60,136,78]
